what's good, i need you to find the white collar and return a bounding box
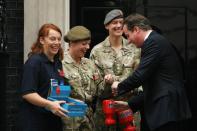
[144,30,153,41]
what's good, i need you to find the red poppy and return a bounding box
[58,69,65,77]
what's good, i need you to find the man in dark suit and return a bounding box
[111,13,192,131]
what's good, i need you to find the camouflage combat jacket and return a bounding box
[90,36,141,99]
[90,36,141,131]
[62,52,103,131]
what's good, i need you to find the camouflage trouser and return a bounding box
[133,112,141,131]
[94,101,141,131]
[93,109,117,131]
[62,108,95,131]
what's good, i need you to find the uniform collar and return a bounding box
[63,51,87,65]
[144,30,153,41]
[103,36,130,50]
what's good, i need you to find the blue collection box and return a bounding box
[47,79,87,117]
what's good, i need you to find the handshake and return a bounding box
[104,74,124,96]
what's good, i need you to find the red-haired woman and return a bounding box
[18,23,67,131]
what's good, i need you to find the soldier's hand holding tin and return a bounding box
[114,100,129,110]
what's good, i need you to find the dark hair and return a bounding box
[28,23,64,60]
[124,13,152,31]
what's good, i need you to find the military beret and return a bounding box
[64,26,91,42]
[104,9,123,25]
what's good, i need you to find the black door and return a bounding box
[70,0,137,57]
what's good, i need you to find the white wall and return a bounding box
[24,0,70,62]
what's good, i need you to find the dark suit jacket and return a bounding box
[118,31,191,130]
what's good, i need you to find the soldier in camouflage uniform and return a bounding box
[90,9,142,131]
[62,26,103,131]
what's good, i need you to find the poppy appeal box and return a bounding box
[47,79,87,117]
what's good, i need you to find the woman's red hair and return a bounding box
[28,23,64,60]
